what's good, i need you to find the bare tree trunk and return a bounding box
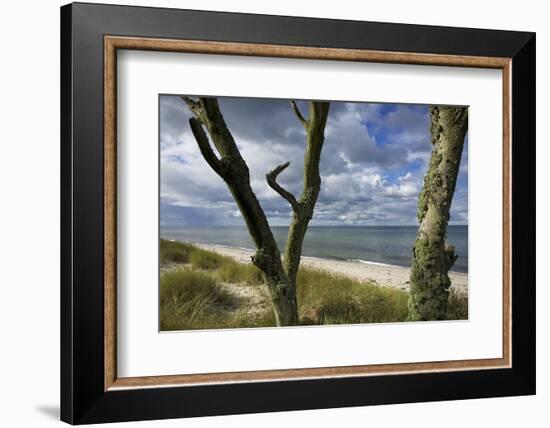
[276,101,330,286]
[407,106,468,321]
[183,97,298,326]
[183,97,330,326]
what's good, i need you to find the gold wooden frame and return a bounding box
[104,35,512,391]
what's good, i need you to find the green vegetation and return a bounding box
[159,239,468,331]
[446,289,469,320]
[160,239,193,264]
[408,106,468,321]
[296,269,408,325]
[189,247,229,270]
[160,269,233,330]
[160,268,276,330]
[216,261,264,286]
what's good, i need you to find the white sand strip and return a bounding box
[193,243,468,295]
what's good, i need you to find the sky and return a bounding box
[160,95,468,227]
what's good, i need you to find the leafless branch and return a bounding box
[266,161,300,212]
[181,96,204,122]
[189,118,223,176]
[290,101,307,128]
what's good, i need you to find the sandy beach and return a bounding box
[194,243,468,295]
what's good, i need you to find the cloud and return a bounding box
[159,95,468,227]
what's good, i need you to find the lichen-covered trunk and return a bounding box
[227,179,299,327]
[262,273,299,326]
[283,102,329,286]
[265,101,329,318]
[183,97,298,326]
[407,106,468,321]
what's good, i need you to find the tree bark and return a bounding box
[184,97,298,326]
[407,106,468,321]
[279,101,330,286]
[183,97,329,326]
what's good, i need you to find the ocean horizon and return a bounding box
[161,225,468,273]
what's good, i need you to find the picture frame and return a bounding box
[60,2,535,424]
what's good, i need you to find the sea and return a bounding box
[161,225,468,273]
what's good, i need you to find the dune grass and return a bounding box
[160,268,277,330]
[159,239,468,330]
[189,247,230,270]
[160,239,194,265]
[446,290,469,320]
[216,261,264,286]
[160,269,234,330]
[296,268,409,325]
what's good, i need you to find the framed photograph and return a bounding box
[61,2,535,424]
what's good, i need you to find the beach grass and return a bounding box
[159,239,468,330]
[189,247,230,270]
[160,269,233,330]
[296,268,409,325]
[216,261,265,286]
[160,268,276,330]
[160,239,194,264]
[447,289,469,320]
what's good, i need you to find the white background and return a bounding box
[118,51,503,377]
[0,0,546,427]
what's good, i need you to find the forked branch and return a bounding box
[266,161,300,212]
[188,118,223,176]
[181,96,205,123]
[282,101,330,285]
[182,95,299,326]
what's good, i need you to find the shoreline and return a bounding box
[189,242,468,295]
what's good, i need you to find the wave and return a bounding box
[211,243,255,252]
[347,258,397,268]
[181,240,403,268]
